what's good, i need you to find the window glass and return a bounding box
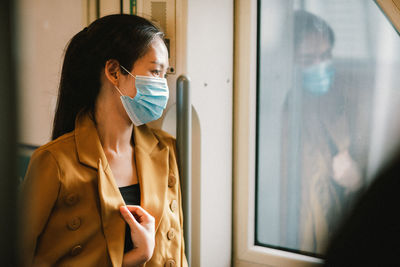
[256,0,400,257]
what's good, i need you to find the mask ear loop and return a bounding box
[114,65,136,96]
[120,65,137,79]
[115,65,137,96]
[114,85,124,96]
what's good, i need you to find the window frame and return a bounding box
[375,0,400,35]
[233,0,323,265]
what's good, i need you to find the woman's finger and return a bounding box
[125,205,155,224]
[119,206,141,229]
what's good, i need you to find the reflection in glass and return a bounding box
[256,0,400,257]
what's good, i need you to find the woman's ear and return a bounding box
[104,59,120,86]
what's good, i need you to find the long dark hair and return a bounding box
[52,14,163,140]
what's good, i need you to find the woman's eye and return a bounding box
[151,70,161,76]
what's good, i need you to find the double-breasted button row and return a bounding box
[67,216,81,231]
[165,259,176,267]
[70,244,83,256]
[64,193,79,206]
[167,173,177,245]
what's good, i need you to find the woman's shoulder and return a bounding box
[32,131,76,159]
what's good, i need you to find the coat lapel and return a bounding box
[75,114,125,266]
[75,113,105,169]
[134,125,169,231]
[98,159,125,267]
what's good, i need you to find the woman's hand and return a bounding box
[120,205,155,267]
[332,149,362,192]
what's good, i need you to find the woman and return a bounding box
[20,14,187,267]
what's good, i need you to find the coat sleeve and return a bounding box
[19,149,61,266]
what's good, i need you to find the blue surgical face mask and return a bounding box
[302,60,335,95]
[115,65,169,126]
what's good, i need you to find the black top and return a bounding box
[119,184,141,253]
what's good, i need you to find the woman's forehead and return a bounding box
[144,38,168,64]
[297,34,331,57]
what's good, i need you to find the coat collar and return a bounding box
[75,113,108,170]
[74,113,169,263]
[75,113,160,169]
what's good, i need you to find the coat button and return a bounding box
[168,175,176,187]
[170,200,178,213]
[167,229,175,240]
[165,259,176,267]
[70,244,83,256]
[65,193,79,206]
[67,217,81,231]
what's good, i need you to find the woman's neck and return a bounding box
[95,86,134,154]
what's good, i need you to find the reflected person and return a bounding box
[284,10,363,254]
[19,15,187,266]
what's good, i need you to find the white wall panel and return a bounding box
[17,0,85,145]
[186,0,233,266]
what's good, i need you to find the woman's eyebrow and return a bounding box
[150,61,169,69]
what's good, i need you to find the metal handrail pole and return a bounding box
[176,75,192,265]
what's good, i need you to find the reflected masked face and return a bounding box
[295,34,335,95]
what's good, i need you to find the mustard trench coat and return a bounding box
[20,113,188,267]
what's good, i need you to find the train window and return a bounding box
[255,0,400,259]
